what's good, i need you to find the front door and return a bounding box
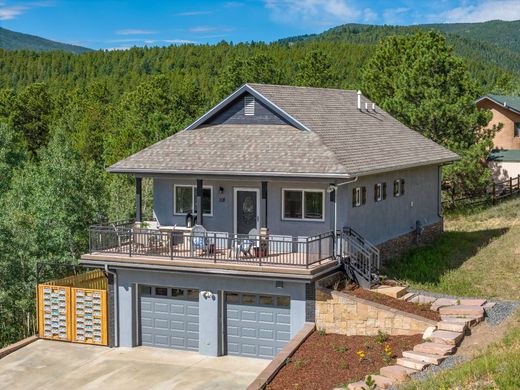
[234,188,259,235]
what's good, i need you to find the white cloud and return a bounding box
[362,8,377,23]
[115,29,157,35]
[177,10,212,16]
[383,7,409,25]
[0,1,52,20]
[0,5,26,19]
[188,25,219,33]
[224,1,243,7]
[163,39,197,44]
[264,0,361,25]
[441,0,520,22]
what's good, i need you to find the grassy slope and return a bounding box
[404,310,520,389]
[384,197,520,300]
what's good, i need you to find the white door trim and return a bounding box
[233,187,261,235]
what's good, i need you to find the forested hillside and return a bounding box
[0,23,518,348]
[0,27,91,53]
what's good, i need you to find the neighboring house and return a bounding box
[80,84,458,359]
[476,94,520,180]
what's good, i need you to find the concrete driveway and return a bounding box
[0,340,269,390]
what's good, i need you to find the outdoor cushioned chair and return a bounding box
[191,225,208,256]
[233,228,258,258]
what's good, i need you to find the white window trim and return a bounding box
[281,188,325,222]
[353,187,362,207]
[173,184,213,217]
[394,179,403,197]
[375,183,383,202]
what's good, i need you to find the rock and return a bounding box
[436,320,467,333]
[402,350,446,365]
[422,326,436,340]
[413,342,455,356]
[396,357,430,371]
[366,374,394,388]
[439,305,485,317]
[431,330,464,346]
[431,298,458,311]
[379,365,416,382]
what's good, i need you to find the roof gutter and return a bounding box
[106,167,353,180]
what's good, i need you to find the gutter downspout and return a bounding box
[330,177,359,259]
[104,264,119,347]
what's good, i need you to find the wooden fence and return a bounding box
[37,270,108,346]
[442,175,520,210]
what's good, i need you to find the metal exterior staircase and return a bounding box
[339,227,381,289]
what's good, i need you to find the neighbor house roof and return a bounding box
[476,94,520,115]
[108,84,459,178]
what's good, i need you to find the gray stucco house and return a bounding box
[80,84,458,359]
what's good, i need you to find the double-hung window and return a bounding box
[515,122,520,137]
[282,189,324,221]
[352,186,366,207]
[393,179,405,197]
[174,185,212,215]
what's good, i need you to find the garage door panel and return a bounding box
[226,292,291,359]
[258,329,275,340]
[259,346,275,358]
[276,313,291,324]
[241,310,257,322]
[140,286,199,351]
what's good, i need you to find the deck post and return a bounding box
[196,179,203,226]
[492,182,496,205]
[510,177,514,197]
[261,181,268,228]
[135,177,142,222]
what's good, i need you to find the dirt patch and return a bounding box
[267,331,422,390]
[341,284,441,322]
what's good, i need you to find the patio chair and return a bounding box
[190,225,209,256]
[234,228,258,258]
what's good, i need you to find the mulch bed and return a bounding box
[342,283,441,322]
[267,331,422,390]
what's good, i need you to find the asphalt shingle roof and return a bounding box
[108,84,459,178]
[480,94,520,115]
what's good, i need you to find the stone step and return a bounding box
[400,292,416,301]
[413,342,455,356]
[431,330,464,346]
[409,294,437,304]
[366,374,394,389]
[380,365,417,383]
[431,298,458,311]
[347,381,370,390]
[459,299,487,306]
[483,302,496,310]
[370,285,408,299]
[440,315,483,326]
[437,320,467,333]
[402,350,446,365]
[396,357,430,371]
[439,305,485,317]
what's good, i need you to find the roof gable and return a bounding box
[185,84,311,132]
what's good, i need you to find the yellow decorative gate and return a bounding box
[37,269,108,346]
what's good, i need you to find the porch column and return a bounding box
[330,184,336,232]
[196,179,203,226]
[261,181,268,228]
[135,177,142,222]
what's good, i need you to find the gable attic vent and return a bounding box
[244,96,255,116]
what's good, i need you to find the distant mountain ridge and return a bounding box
[0,27,91,53]
[280,20,520,75]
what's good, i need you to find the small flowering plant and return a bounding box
[382,344,393,363]
[356,350,366,361]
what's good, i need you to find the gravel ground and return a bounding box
[410,355,467,383]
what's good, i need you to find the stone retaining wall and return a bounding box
[315,287,436,336]
[378,220,444,263]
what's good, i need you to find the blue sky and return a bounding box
[0,0,518,50]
